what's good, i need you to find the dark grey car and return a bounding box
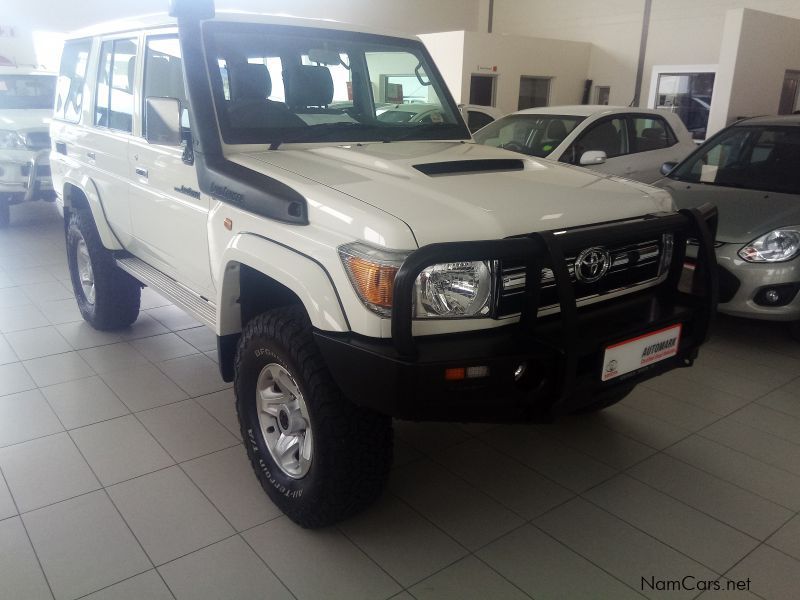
[655,115,800,338]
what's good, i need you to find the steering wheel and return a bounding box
[501,141,525,153]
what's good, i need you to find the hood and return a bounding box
[233,142,673,246]
[0,109,52,131]
[656,179,800,243]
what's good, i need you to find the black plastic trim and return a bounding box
[414,159,525,176]
[173,7,309,225]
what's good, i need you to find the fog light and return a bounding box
[764,289,781,304]
[466,366,489,379]
[514,362,527,381]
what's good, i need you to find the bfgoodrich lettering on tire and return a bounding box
[235,306,392,528]
[66,208,141,330]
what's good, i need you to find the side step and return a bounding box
[116,256,217,329]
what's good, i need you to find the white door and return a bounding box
[127,33,214,296]
[562,115,632,178]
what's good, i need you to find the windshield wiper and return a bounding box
[268,122,387,149]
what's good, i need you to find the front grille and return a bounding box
[24,131,51,150]
[497,234,672,317]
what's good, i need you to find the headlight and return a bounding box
[414,261,493,318]
[339,242,495,319]
[738,228,800,263]
[0,130,26,150]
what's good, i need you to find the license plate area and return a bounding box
[601,324,682,381]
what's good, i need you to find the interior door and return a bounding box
[127,32,214,296]
[778,70,800,115]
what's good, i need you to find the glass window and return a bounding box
[0,74,56,110]
[518,77,550,110]
[629,116,677,153]
[143,35,190,136]
[95,38,136,133]
[467,110,495,133]
[55,38,92,122]
[564,117,628,163]
[671,125,800,194]
[473,114,585,157]
[654,72,714,140]
[204,23,467,144]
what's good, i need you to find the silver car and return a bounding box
[655,115,800,338]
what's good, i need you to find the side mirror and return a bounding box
[145,97,182,146]
[579,150,607,166]
[660,161,678,176]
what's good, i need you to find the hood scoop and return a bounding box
[413,158,525,177]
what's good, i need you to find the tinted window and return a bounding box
[467,110,494,133]
[672,125,800,195]
[630,116,677,152]
[0,75,56,110]
[143,35,190,136]
[55,38,92,122]
[563,117,628,163]
[473,114,584,157]
[95,38,137,133]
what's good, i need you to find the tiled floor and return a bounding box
[1,202,799,600]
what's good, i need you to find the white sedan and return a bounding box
[473,105,697,184]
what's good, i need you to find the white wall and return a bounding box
[1,0,481,68]
[492,0,800,110]
[423,30,591,113]
[709,8,800,133]
[418,32,465,104]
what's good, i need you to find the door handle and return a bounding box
[135,167,148,178]
[55,142,67,155]
[86,151,96,161]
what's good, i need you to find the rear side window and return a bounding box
[467,110,494,133]
[630,115,677,152]
[55,39,92,122]
[94,38,137,133]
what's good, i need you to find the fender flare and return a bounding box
[61,175,123,250]
[216,233,350,335]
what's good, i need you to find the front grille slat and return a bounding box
[497,235,669,317]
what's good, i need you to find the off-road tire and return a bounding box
[235,306,393,528]
[0,196,9,228]
[66,208,141,330]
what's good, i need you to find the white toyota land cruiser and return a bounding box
[52,0,719,527]
[0,66,57,227]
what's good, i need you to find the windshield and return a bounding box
[473,114,585,157]
[204,23,469,144]
[0,74,56,109]
[671,125,800,195]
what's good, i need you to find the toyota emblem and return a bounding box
[574,247,611,283]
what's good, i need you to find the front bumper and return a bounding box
[316,205,719,421]
[711,243,800,321]
[0,150,53,203]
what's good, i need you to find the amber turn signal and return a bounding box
[342,255,398,308]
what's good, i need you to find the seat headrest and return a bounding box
[229,63,272,100]
[641,127,664,139]
[545,119,567,140]
[285,65,334,108]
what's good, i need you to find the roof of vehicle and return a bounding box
[732,114,800,127]
[67,10,419,42]
[512,105,673,118]
[0,66,56,77]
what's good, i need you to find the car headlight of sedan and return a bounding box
[0,130,26,150]
[738,228,800,263]
[339,242,494,319]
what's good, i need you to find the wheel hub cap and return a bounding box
[75,237,95,305]
[256,363,313,479]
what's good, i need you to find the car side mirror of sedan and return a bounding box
[145,97,183,147]
[579,150,607,166]
[660,161,678,176]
